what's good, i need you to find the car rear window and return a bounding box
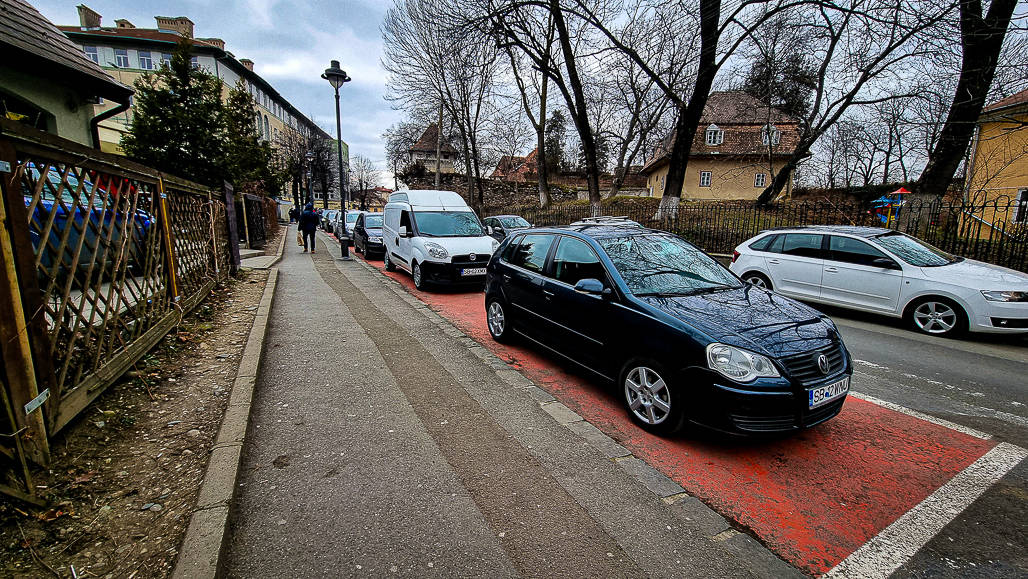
[749,234,776,251]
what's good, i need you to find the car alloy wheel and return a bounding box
[744,273,771,289]
[624,365,672,427]
[486,299,510,342]
[912,300,960,335]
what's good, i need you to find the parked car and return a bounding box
[484,221,852,435]
[321,209,338,232]
[23,163,154,274]
[383,190,498,290]
[483,214,531,241]
[353,212,385,258]
[729,226,1028,337]
[341,209,361,242]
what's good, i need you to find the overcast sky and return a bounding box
[34,0,399,185]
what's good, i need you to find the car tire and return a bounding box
[384,251,396,272]
[412,261,428,291]
[486,298,512,343]
[619,359,684,434]
[904,297,967,338]
[743,272,772,290]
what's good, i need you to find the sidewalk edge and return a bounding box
[171,267,279,579]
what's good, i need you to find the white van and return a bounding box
[382,190,498,290]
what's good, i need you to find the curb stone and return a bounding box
[172,268,279,579]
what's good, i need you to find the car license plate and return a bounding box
[461,267,486,276]
[808,377,849,409]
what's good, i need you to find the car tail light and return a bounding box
[732,250,740,263]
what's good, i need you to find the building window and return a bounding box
[263,115,270,140]
[1015,189,1028,223]
[162,53,173,66]
[659,174,666,192]
[705,124,723,146]
[699,171,712,187]
[190,56,199,69]
[762,124,781,146]
[138,51,153,70]
[754,173,767,188]
[114,48,129,68]
[83,45,99,63]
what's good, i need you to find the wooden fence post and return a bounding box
[223,182,240,273]
[0,143,50,466]
[156,177,180,302]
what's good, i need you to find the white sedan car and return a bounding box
[729,226,1028,337]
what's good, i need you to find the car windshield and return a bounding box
[500,216,530,228]
[345,213,359,223]
[874,232,959,266]
[364,215,383,228]
[413,211,484,237]
[598,233,743,296]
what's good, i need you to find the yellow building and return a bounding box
[965,88,1028,227]
[58,5,347,204]
[642,92,799,201]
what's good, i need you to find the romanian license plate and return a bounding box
[461,267,486,277]
[808,377,849,409]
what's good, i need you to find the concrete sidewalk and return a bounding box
[223,230,796,577]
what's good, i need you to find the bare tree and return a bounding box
[350,154,382,210]
[916,0,1020,196]
[383,121,425,188]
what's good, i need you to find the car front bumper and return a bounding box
[971,300,1028,333]
[682,367,851,435]
[420,259,488,285]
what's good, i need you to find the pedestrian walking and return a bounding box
[288,206,298,223]
[298,202,319,253]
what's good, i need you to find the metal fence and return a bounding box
[508,195,1028,273]
[0,119,235,504]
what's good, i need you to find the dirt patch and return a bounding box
[1,269,270,578]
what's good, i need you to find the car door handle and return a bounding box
[542,289,554,299]
[502,273,511,281]
[824,267,838,273]
[768,259,780,265]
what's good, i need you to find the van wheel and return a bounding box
[620,359,684,435]
[384,252,396,272]
[412,261,428,290]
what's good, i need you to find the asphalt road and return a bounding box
[803,305,1028,578]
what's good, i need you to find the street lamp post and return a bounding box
[304,151,314,206]
[322,60,352,261]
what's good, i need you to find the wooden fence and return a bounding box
[0,119,237,504]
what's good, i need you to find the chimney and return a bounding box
[154,16,194,38]
[114,19,135,28]
[198,37,225,50]
[239,59,254,72]
[77,5,101,29]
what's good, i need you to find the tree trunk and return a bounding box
[549,0,601,216]
[916,0,1017,197]
[657,0,720,219]
[536,79,551,208]
[291,178,300,209]
[320,173,329,210]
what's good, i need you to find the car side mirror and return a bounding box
[574,278,611,298]
[398,226,409,238]
[486,226,494,235]
[871,257,899,270]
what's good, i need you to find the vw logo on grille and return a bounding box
[469,253,477,261]
[817,354,830,375]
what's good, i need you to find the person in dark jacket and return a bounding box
[298,203,320,253]
[288,206,298,223]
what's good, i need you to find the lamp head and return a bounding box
[322,60,351,89]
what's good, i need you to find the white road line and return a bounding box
[849,392,992,440]
[823,443,1027,579]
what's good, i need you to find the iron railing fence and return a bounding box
[0,119,236,503]
[507,196,1027,272]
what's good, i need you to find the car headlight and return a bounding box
[981,290,1028,302]
[369,236,383,243]
[706,343,780,382]
[425,242,448,259]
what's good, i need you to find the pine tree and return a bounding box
[543,110,567,174]
[224,80,282,195]
[121,39,226,186]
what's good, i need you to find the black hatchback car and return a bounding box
[353,212,385,258]
[484,221,852,436]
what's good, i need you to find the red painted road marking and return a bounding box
[356,254,996,575]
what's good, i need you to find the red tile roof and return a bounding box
[411,123,457,154]
[982,87,1028,114]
